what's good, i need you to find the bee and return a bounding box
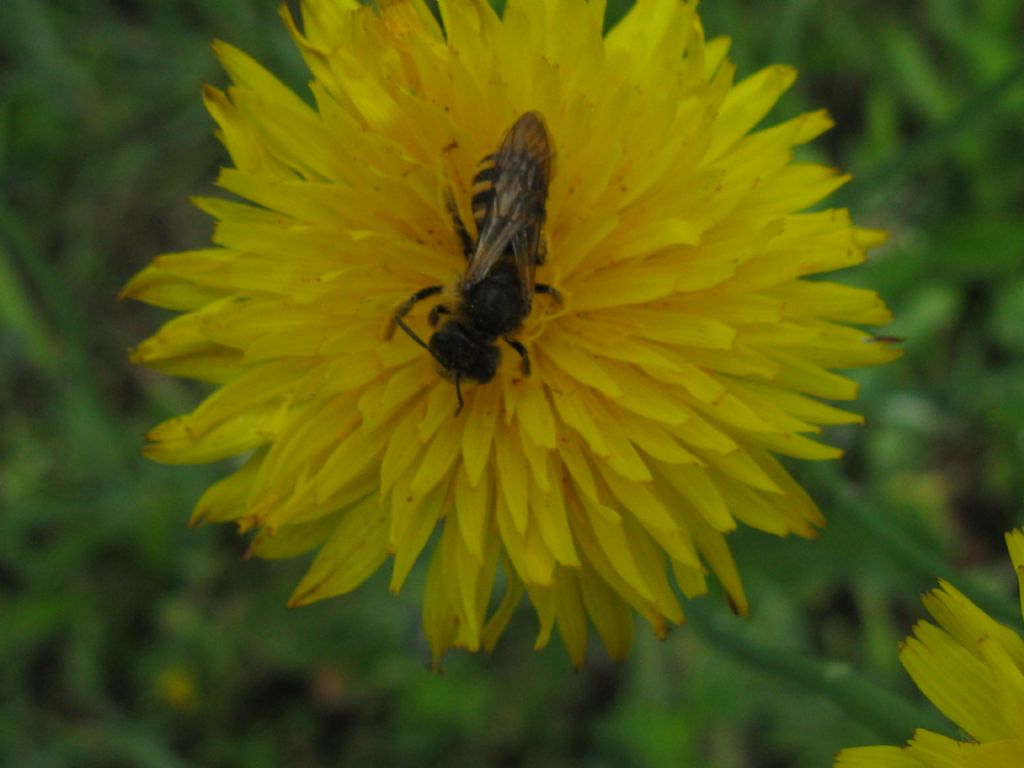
[388,112,562,413]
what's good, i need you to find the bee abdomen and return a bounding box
[471,160,497,232]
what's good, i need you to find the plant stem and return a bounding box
[686,599,948,744]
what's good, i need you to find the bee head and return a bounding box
[429,320,500,385]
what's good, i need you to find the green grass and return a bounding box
[2,1,1023,765]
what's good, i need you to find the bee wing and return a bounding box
[463,112,552,290]
[509,216,545,313]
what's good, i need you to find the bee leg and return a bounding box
[535,283,563,304]
[388,284,443,344]
[428,304,450,327]
[454,376,465,415]
[444,188,475,259]
[504,337,531,376]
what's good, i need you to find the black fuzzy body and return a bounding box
[428,262,528,384]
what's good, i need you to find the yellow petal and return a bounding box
[288,495,388,606]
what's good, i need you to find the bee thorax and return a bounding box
[462,264,527,336]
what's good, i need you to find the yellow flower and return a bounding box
[124,0,899,666]
[155,666,199,712]
[835,529,1024,767]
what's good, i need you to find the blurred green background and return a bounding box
[2,0,1023,765]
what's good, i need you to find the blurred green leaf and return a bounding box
[928,216,1024,281]
[991,280,1024,352]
